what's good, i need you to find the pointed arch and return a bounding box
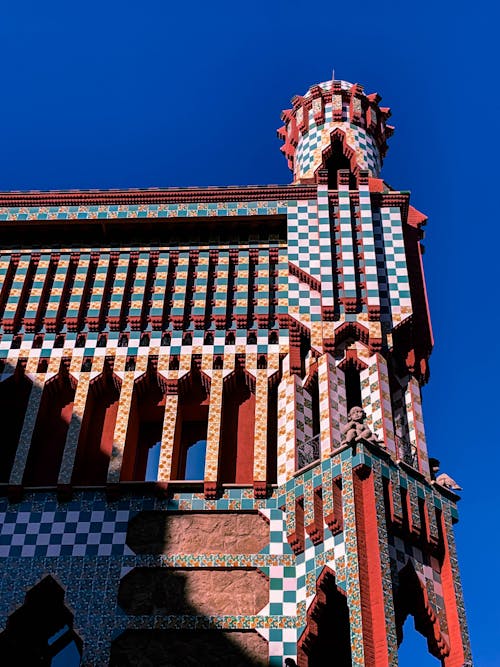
[120,365,166,482]
[395,561,450,661]
[298,567,351,666]
[334,321,370,351]
[172,367,211,480]
[219,368,256,484]
[24,368,77,486]
[72,366,121,485]
[315,127,359,188]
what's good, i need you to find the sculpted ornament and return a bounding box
[341,406,382,446]
[429,458,462,491]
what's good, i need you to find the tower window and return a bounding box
[325,140,357,189]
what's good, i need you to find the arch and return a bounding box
[0,575,82,665]
[219,369,256,484]
[120,367,166,482]
[315,127,359,188]
[72,368,121,485]
[0,363,32,482]
[171,369,211,480]
[395,561,450,661]
[23,369,77,486]
[334,321,370,350]
[298,567,351,666]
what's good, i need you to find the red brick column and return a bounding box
[353,465,391,666]
[440,510,472,667]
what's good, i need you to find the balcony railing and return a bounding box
[395,435,418,469]
[296,433,321,470]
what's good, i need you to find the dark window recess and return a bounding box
[344,365,362,411]
[325,140,357,189]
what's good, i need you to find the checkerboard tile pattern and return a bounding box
[0,200,288,222]
[317,353,346,458]
[380,207,412,325]
[0,506,132,558]
[0,457,352,666]
[405,376,431,477]
[294,118,381,182]
[360,354,397,456]
[0,443,465,665]
[287,199,320,280]
[338,185,357,304]
[316,184,336,312]
[359,181,380,312]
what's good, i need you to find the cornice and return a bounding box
[0,184,317,208]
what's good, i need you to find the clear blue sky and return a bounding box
[0,1,497,665]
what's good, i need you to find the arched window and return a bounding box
[298,568,351,666]
[121,368,166,482]
[324,139,357,189]
[172,371,210,481]
[220,370,256,484]
[24,370,76,486]
[72,369,121,485]
[395,561,449,663]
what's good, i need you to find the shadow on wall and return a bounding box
[0,358,353,666]
[112,510,270,665]
[0,576,83,665]
[0,358,270,664]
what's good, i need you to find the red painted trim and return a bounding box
[439,513,467,667]
[395,560,450,659]
[305,487,324,545]
[287,496,305,555]
[288,262,322,293]
[352,465,390,666]
[324,475,343,535]
[0,184,317,207]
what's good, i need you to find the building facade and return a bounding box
[0,78,471,665]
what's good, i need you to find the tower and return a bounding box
[0,77,471,666]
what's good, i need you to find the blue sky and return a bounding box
[0,1,497,664]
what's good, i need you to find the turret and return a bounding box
[278,78,394,185]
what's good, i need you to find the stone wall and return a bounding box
[119,568,268,615]
[110,629,269,666]
[126,511,269,554]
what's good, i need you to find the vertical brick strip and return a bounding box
[361,353,397,455]
[203,368,223,485]
[252,369,268,484]
[372,459,400,664]
[338,184,356,311]
[341,455,365,665]
[107,372,135,483]
[318,353,347,458]
[352,462,392,666]
[57,372,90,484]
[317,183,334,305]
[405,376,430,477]
[440,506,472,667]
[157,392,179,482]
